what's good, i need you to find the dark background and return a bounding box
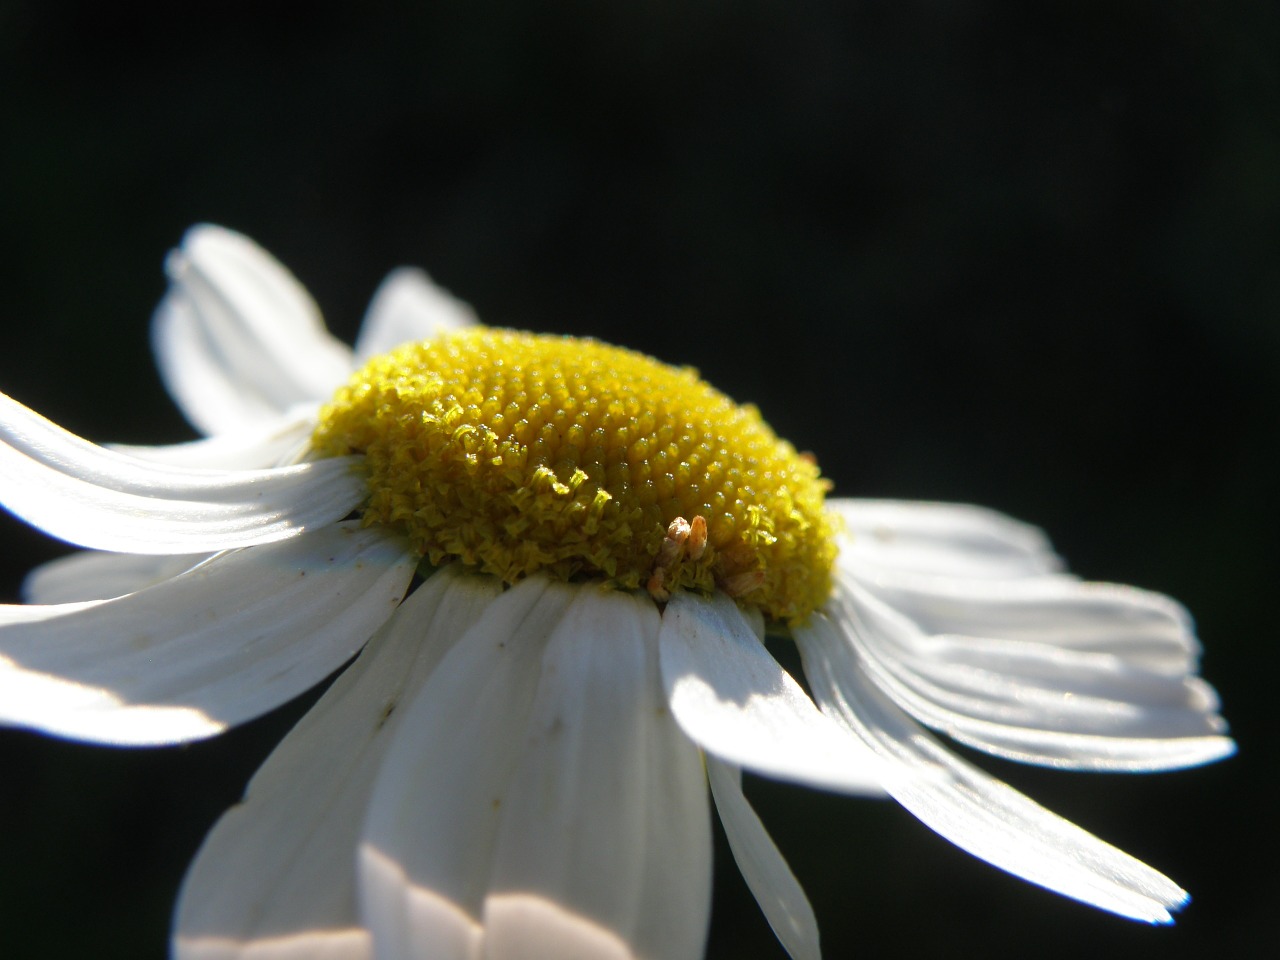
[1,2,1275,958]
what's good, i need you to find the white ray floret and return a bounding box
[830,499,1065,580]
[353,266,480,362]
[830,574,1232,771]
[153,225,478,441]
[153,225,354,434]
[109,407,318,469]
[480,587,710,960]
[0,391,365,554]
[0,522,415,745]
[22,549,210,605]
[707,758,820,960]
[795,608,1192,924]
[175,565,502,960]
[359,577,714,959]
[658,589,886,796]
[359,576,581,959]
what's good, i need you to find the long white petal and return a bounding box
[353,268,479,361]
[0,391,365,553]
[794,610,1190,924]
[657,590,886,796]
[175,566,501,960]
[706,758,819,960]
[170,930,370,960]
[110,407,317,469]
[22,550,208,604]
[833,576,1231,770]
[359,575,578,960]
[832,499,1064,580]
[153,224,353,434]
[627,650,714,960]
[0,522,415,744]
[845,567,1202,665]
[483,587,712,960]
[167,931,368,960]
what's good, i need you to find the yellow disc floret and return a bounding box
[312,328,837,622]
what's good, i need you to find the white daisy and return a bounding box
[0,226,1233,959]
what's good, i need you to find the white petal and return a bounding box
[172,930,370,960]
[483,587,711,960]
[110,407,317,469]
[706,758,819,960]
[353,268,479,361]
[360,581,712,960]
[846,567,1201,664]
[153,224,353,434]
[479,898,635,960]
[657,590,886,796]
[832,499,1064,580]
[175,566,501,960]
[0,522,415,744]
[359,575,579,960]
[794,611,1191,924]
[22,550,208,604]
[833,578,1232,771]
[0,390,365,553]
[628,666,714,960]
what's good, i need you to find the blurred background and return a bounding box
[1,1,1275,957]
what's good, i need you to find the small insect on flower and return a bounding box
[647,515,710,602]
[0,225,1233,960]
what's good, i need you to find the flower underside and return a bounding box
[312,329,837,622]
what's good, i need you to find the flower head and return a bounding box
[312,327,837,621]
[0,226,1233,958]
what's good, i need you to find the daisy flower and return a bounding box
[0,226,1233,959]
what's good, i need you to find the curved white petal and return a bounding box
[353,267,479,361]
[22,550,208,604]
[360,581,712,960]
[359,575,578,960]
[483,587,711,960]
[0,391,365,553]
[481,897,639,960]
[832,499,1064,580]
[627,663,715,960]
[657,590,886,796]
[110,407,318,469]
[0,522,415,745]
[706,758,819,960]
[832,577,1232,771]
[845,567,1202,665]
[794,611,1190,924]
[153,224,353,434]
[171,930,370,960]
[175,566,502,960]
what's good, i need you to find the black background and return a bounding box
[1,2,1275,958]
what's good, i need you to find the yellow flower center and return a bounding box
[311,328,837,623]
